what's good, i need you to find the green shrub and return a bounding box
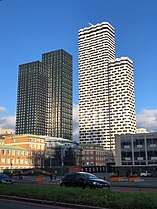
[0,184,157,209]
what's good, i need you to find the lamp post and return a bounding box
[60,146,66,176]
[49,155,54,168]
[60,146,65,166]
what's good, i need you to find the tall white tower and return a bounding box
[108,57,136,148]
[79,22,136,150]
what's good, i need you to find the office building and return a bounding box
[79,22,136,150]
[16,61,49,136]
[15,50,73,140]
[115,132,157,168]
[42,50,73,139]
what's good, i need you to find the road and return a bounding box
[111,186,157,193]
[0,199,73,209]
[13,175,157,193]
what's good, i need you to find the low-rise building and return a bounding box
[136,128,148,133]
[80,143,113,166]
[0,129,14,139]
[45,137,81,167]
[0,144,30,172]
[115,132,157,172]
[4,134,46,168]
[0,129,14,135]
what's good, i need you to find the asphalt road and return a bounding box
[12,175,157,193]
[111,186,157,193]
[0,199,73,209]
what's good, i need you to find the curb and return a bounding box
[0,195,108,209]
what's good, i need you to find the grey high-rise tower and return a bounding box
[79,22,136,150]
[42,50,73,139]
[15,49,73,140]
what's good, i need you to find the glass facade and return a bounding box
[45,138,80,166]
[119,133,157,166]
[146,135,157,165]
[42,50,72,140]
[16,61,48,135]
[121,136,132,165]
[16,50,73,140]
[133,136,146,165]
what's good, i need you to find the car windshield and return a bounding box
[82,173,99,180]
[0,174,10,179]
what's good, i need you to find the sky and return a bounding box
[0,0,157,141]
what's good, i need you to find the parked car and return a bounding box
[140,171,153,177]
[0,173,14,184]
[60,172,110,189]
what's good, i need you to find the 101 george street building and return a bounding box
[79,22,136,150]
[15,49,73,140]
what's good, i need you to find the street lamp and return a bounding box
[60,146,65,166]
[49,155,54,168]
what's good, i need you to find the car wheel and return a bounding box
[60,183,66,187]
[85,185,91,189]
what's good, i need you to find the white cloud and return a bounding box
[136,109,157,132]
[0,106,6,113]
[0,115,16,130]
[73,104,79,142]
[0,106,15,131]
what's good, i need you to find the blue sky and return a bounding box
[0,0,157,139]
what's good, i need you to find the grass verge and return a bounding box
[0,184,157,209]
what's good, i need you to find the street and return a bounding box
[12,175,157,192]
[111,186,157,193]
[0,199,73,209]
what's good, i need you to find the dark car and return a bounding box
[0,173,14,184]
[60,172,110,189]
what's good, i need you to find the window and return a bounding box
[1,150,5,155]
[150,144,156,148]
[6,158,10,164]
[1,158,5,164]
[137,145,142,148]
[6,150,10,155]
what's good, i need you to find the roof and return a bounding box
[45,137,78,144]
[0,144,27,151]
[10,134,46,139]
